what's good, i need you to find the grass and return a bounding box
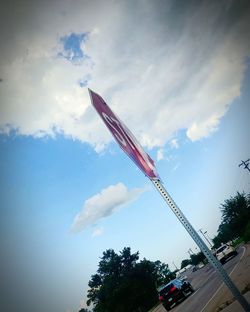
[215,283,250,311]
[231,237,244,248]
[241,283,250,295]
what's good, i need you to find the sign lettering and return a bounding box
[89,89,159,179]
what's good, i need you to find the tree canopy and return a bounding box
[86,247,175,312]
[212,192,250,247]
[190,252,206,266]
[180,259,191,269]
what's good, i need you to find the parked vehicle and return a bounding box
[215,244,238,264]
[158,278,194,311]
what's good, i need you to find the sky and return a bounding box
[0,0,250,311]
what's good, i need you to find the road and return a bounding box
[151,245,250,312]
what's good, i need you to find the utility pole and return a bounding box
[172,261,178,271]
[239,159,250,172]
[199,229,213,249]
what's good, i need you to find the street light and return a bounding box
[172,261,178,271]
[199,229,213,249]
[188,248,194,256]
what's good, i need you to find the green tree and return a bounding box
[152,260,176,286]
[190,252,206,266]
[86,247,174,312]
[180,259,190,269]
[212,223,233,248]
[220,192,250,238]
[213,192,250,247]
[243,220,250,243]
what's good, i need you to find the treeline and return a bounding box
[180,192,250,269]
[212,192,250,248]
[180,251,206,269]
[83,247,176,312]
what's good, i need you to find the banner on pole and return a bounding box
[89,89,159,180]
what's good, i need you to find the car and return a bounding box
[179,275,188,281]
[215,244,238,264]
[158,278,194,311]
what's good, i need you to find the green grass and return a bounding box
[231,237,244,248]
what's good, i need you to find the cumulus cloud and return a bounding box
[170,139,179,149]
[157,148,164,161]
[172,163,180,172]
[91,227,104,238]
[0,0,250,150]
[71,182,146,233]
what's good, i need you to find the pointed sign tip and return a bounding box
[89,90,159,179]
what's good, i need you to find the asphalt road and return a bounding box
[152,246,246,312]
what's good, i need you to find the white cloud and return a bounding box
[170,139,179,149]
[186,115,220,141]
[172,163,180,172]
[71,182,146,233]
[0,1,249,150]
[157,148,164,161]
[91,227,104,237]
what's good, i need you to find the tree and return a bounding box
[181,259,191,269]
[190,252,206,266]
[79,309,91,312]
[86,247,174,312]
[220,192,250,238]
[151,260,176,286]
[213,192,250,246]
[243,220,250,243]
[212,223,233,248]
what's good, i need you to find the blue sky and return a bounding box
[0,1,250,311]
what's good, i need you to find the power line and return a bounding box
[239,159,250,172]
[172,261,178,270]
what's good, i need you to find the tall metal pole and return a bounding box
[151,179,250,311]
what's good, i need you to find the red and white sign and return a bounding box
[89,89,159,180]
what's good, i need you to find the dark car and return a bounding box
[158,278,194,311]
